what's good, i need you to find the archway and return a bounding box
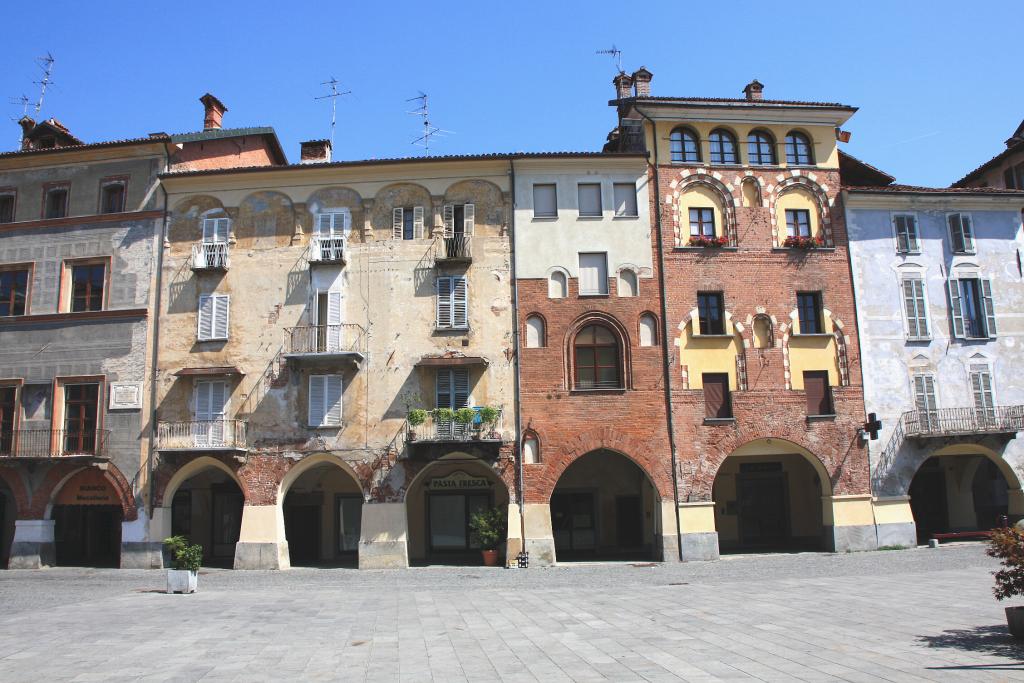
[712,441,831,553]
[405,455,510,566]
[551,449,659,562]
[279,455,364,567]
[0,477,13,568]
[50,468,124,567]
[165,460,244,568]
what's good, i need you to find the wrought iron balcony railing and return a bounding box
[406,408,504,443]
[156,419,247,451]
[0,429,110,458]
[284,324,367,359]
[902,405,1024,438]
[438,234,472,262]
[310,235,346,264]
[192,242,230,270]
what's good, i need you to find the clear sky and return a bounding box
[1,0,1019,187]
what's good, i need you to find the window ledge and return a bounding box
[570,388,626,395]
[693,333,733,338]
[0,308,148,324]
[906,336,932,343]
[896,250,922,256]
[771,247,836,253]
[612,215,639,220]
[674,246,739,252]
[578,293,610,298]
[435,327,470,332]
[576,216,603,220]
[806,414,837,423]
[952,251,977,256]
[532,216,558,221]
[792,332,832,338]
[703,417,736,426]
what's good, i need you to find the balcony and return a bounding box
[902,406,1024,439]
[192,242,230,270]
[309,235,346,265]
[156,420,247,452]
[283,324,366,365]
[436,235,472,263]
[0,429,110,459]
[406,408,505,459]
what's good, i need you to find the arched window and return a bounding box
[618,269,638,297]
[525,315,545,348]
[639,314,658,347]
[669,128,700,163]
[573,324,622,390]
[708,129,738,164]
[548,270,567,298]
[785,131,813,166]
[522,434,540,464]
[747,130,776,165]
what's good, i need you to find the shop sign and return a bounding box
[55,468,118,506]
[426,470,492,491]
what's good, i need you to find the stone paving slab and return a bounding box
[1,545,1023,681]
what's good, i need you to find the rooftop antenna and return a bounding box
[407,91,453,156]
[315,77,351,148]
[596,45,623,73]
[32,52,55,115]
[8,95,30,147]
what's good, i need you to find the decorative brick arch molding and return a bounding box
[767,173,835,248]
[153,454,249,509]
[667,170,739,246]
[873,438,1024,499]
[278,452,369,502]
[0,466,30,517]
[30,462,138,521]
[675,310,747,390]
[563,311,634,390]
[780,311,851,390]
[397,452,516,504]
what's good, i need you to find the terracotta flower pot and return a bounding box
[481,549,499,567]
[1006,606,1024,639]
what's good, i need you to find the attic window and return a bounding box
[37,136,56,149]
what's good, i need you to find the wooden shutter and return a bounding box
[453,368,469,408]
[971,369,995,416]
[902,278,928,338]
[960,214,974,251]
[392,207,404,239]
[325,291,343,350]
[463,203,475,235]
[914,374,938,430]
[443,204,454,236]
[195,381,211,421]
[213,295,229,339]
[436,277,453,328]
[703,373,730,418]
[804,371,830,415]
[949,214,971,252]
[452,277,468,328]
[308,375,325,427]
[413,206,425,238]
[948,279,965,338]
[198,295,214,340]
[981,279,997,337]
[894,216,910,252]
[436,369,451,408]
[578,253,607,295]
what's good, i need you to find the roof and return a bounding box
[611,96,857,111]
[169,126,288,165]
[838,151,895,187]
[953,139,1024,187]
[0,133,170,159]
[845,184,1024,197]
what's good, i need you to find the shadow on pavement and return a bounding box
[918,624,1024,670]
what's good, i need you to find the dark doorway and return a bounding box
[552,491,596,557]
[616,495,643,549]
[737,468,790,549]
[210,485,243,567]
[909,458,948,542]
[53,505,122,567]
[427,491,491,562]
[284,503,321,566]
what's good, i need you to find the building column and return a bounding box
[358,502,408,569]
[872,495,917,548]
[659,500,681,562]
[522,503,555,566]
[823,494,877,552]
[8,519,54,569]
[677,501,719,561]
[234,505,289,570]
[1009,488,1024,520]
[505,503,523,564]
[121,507,163,569]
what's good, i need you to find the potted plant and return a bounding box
[688,235,729,248]
[469,507,507,567]
[988,526,1024,638]
[783,235,825,249]
[407,408,427,441]
[454,407,478,439]
[163,535,202,594]
[478,406,500,439]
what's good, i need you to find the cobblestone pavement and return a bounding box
[1,544,1022,682]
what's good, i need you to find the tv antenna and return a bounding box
[315,77,351,148]
[407,91,452,156]
[596,45,623,73]
[32,52,56,115]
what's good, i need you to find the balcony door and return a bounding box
[315,290,343,352]
[194,381,227,447]
[436,369,469,439]
[63,383,99,455]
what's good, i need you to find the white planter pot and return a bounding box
[166,569,198,594]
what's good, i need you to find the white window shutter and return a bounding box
[453,368,469,408]
[972,370,994,414]
[894,216,909,252]
[198,295,214,340]
[326,290,343,350]
[452,277,468,328]
[214,295,229,339]
[948,279,965,338]
[906,216,919,251]
[436,277,453,328]
[324,375,343,426]
[961,214,974,251]
[308,375,326,427]
[902,279,928,338]
[315,213,332,234]
[436,369,452,408]
[981,278,997,337]
[413,206,425,238]
[202,218,214,242]
[443,204,454,236]
[195,382,211,421]
[463,204,475,235]
[392,207,404,239]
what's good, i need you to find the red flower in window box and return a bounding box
[688,235,729,248]
[783,235,825,249]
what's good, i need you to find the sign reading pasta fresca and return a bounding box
[426,470,492,491]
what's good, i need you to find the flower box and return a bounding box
[783,235,825,249]
[687,235,729,248]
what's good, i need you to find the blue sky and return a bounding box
[1,1,1019,186]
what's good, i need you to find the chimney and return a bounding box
[18,116,35,150]
[613,72,633,100]
[631,67,653,98]
[300,139,332,164]
[743,79,764,101]
[199,93,228,130]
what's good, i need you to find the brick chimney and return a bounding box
[199,93,227,130]
[18,116,35,150]
[632,67,653,97]
[613,72,633,100]
[743,79,764,101]
[300,139,332,164]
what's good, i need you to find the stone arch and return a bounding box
[33,463,137,521]
[669,171,738,246]
[234,190,295,249]
[157,455,246,508]
[168,194,229,248]
[876,440,1024,499]
[563,311,633,390]
[443,179,505,237]
[0,467,30,517]
[402,452,513,502]
[769,174,834,247]
[278,453,367,502]
[372,182,432,240]
[305,186,365,243]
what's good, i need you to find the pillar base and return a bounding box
[234,505,289,569]
[8,520,54,569]
[679,532,719,561]
[872,496,917,548]
[234,542,290,570]
[358,502,408,569]
[824,495,878,552]
[121,542,165,569]
[678,502,719,561]
[521,503,556,566]
[659,532,682,563]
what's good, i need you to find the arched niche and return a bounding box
[234,191,296,249]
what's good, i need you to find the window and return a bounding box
[525,315,545,348]
[639,313,658,347]
[436,276,468,329]
[193,380,227,447]
[949,277,996,339]
[443,203,474,236]
[689,208,715,237]
[948,213,975,254]
[670,128,700,163]
[202,216,230,245]
[99,181,126,214]
[436,368,469,409]
[0,193,15,223]
[578,253,608,295]
[708,129,738,164]
[392,206,425,240]
[63,383,99,454]
[44,185,69,219]
[315,209,350,235]
[573,325,621,390]
[803,371,833,416]
[548,270,568,298]
[0,268,29,316]
[577,183,602,217]
[618,270,637,297]
[697,292,725,335]
[0,385,17,454]
[522,434,539,464]
[703,373,732,419]
[314,290,344,351]
[747,131,776,165]
[308,375,343,427]
[797,292,823,334]
[786,209,811,238]
[913,374,938,430]
[784,132,813,165]
[70,263,106,312]
[894,214,919,253]
[971,366,996,420]
[533,184,557,218]
[198,294,230,341]
[901,277,930,339]
[613,183,638,217]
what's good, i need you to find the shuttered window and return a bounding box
[436,368,469,409]
[613,183,638,217]
[948,213,975,254]
[893,214,919,253]
[913,374,938,430]
[901,278,929,339]
[202,217,230,244]
[197,294,229,341]
[703,373,732,418]
[443,203,474,236]
[308,375,343,427]
[578,253,608,295]
[393,206,424,240]
[436,276,468,329]
[971,366,995,420]
[577,183,602,217]
[949,277,996,339]
[804,371,833,416]
[315,210,350,235]
[194,380,227,447]
[533,184,557,218]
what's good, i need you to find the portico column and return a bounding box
[677,501,719,561]
[8,519,54,569]
[823,494,877,552]
[523,503,555,566]
[234,504,289,570]
[872,495,917,547]
[358,502,408,569]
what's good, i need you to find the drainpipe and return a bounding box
[146,148,171,531]
[508,156,527,555]
[635,107,684,561]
